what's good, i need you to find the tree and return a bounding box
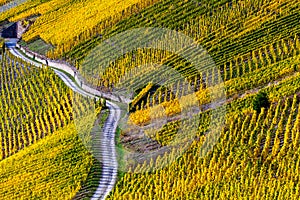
[253,91,270,112]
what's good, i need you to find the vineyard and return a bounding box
[109,41,300,199]
[0,0,300,199]
[74,0,300,88]
[0,50,104,199]
[109,95,300,199]
[97,0,300,199]
[0,51,74,159]
[0,124,94,199]
[0,0,162,58]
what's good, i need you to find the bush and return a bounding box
[253,91,270,112]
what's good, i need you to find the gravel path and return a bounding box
[7,39,120,200]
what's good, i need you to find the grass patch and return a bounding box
[21,37,53,55]
[115,127,126,180]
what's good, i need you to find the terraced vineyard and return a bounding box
[110,96,300,199]
[0,124,94,199]
[0,51,73,159]
[0,0,162,58]
[0,0,300,199]
[109,58,300,198]
[0,50,104,199]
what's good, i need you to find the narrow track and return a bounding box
[7,39,120,200]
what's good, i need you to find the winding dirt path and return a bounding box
[7,39,120,200]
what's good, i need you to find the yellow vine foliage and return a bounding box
[129,99,182,125]
[129,90,210,125]
[0,124,93,199]
[129,108,150,126]
[0,0,7,6]
[0,51,75,160]
[6,0,161,57]
[109,94,300,199]
[161,99,182,116]
[16,0,138,44]
[128,50,300,126]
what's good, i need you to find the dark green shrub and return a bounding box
[253,91,270,112]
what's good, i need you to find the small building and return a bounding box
[1,22,18,38]
[1,21,27,39]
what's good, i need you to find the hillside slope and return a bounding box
[0,124,93,200]
[0,0,162,57]
[0,0,300,199]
